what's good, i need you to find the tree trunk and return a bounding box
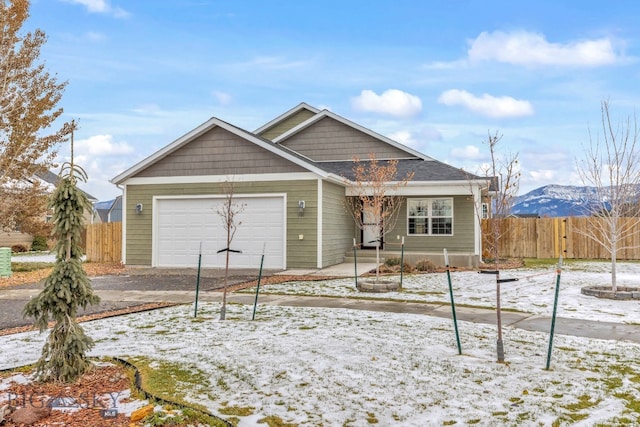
[611,243,618,294]
[375,244,380,282]
[495,260,504,363]
[220,226,231,320]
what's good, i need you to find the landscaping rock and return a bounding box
[581,286,640,300]
[9,405,51,425]
[357,279,401,293]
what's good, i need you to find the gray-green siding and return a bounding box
[353,195,476,253]
[137,127,307,177]
[258,109,317,141]
[321,181,353,267]
[280,117,414,161]
[125,180,318,268]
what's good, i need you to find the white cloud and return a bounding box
[388,130,416,147]
[131,104,163,115]
[75,134,134,156]
[351,89,422,118]
[468,30,621,67]
[212,91,233,106]
[85,31,106,42]
[247,56,311,70]
[450,145,484,160]
[528,169,557,182]
[62,0,129,18]
[422,60,468,70]
[438,89,534,118]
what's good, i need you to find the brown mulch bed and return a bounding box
[0,263,126,289]
[0,363,140,426]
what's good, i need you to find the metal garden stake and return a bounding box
[194,241,202,318]
[546,256,563,370]
[444,249,462,355]
[400,236,405,287]
[353,238,358,288]
[252,243,266,321]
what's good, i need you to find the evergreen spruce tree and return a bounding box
[23,125,100,382]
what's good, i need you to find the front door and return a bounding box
[362,206,382,249]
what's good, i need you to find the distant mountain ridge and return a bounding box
[511,185,600,217]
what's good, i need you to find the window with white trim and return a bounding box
[481,202,489,219]
[407,198,453,235]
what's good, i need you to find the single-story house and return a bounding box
[111,103,490,269]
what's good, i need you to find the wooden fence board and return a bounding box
[482,217,640,260]
[85,222,122,263]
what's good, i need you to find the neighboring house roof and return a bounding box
[34,169,99,202]
[94,195,122,222]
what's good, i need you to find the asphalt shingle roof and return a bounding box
[315,158,484,182]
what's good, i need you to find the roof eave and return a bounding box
[253,102,321,135]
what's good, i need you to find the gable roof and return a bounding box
[94,195,122,222]
[33,169,98,201]
[253,102,320,135]
[111,103,487,189]
[273,109,433,161]
[111,116,331,185]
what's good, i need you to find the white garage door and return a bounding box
[154,195,285,269]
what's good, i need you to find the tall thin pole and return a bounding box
[546,256,563,370]
[194,241,202,318]
[400,236,405,287]
[444,249,462,355]
[252,243,266,321]
[353,238,358,288]
[496,269,504,362]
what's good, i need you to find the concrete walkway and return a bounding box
[3,284,640,343]
[3,261,640,343]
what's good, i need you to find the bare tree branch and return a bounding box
[576,100,640,292]
[343,153,414,282]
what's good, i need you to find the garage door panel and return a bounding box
[155,196,284,269]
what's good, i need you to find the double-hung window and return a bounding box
[407,198,453,235]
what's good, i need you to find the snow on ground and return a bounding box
[1,261,640,426]
[248,261,640,324]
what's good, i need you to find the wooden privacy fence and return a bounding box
[84,222,122,263]
[482,217,640,260]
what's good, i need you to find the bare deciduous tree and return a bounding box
[344,153,414,282]
[217,181,245,320]
[576,100,640,293]
[479,131,521,261]
[469,131,520,363]
[0,0,73,231]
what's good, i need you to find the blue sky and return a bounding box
[25,0,640,200]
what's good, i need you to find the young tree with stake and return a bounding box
[217,181,245,320]
[470,131,520,363]
[576,100,640,293]
[344,153,414,282]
